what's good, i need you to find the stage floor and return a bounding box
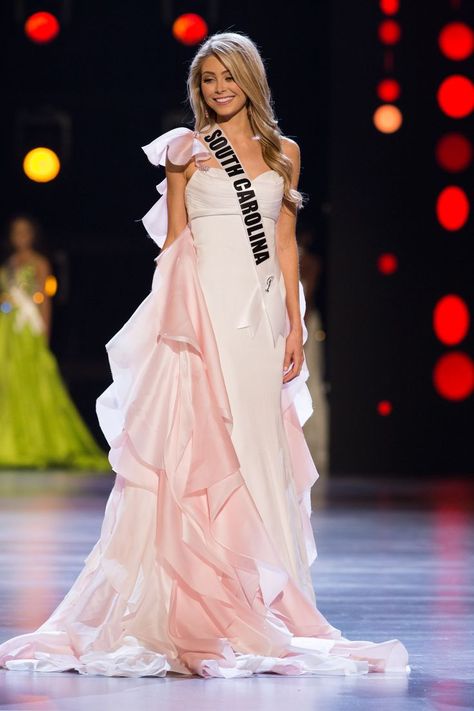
[0,471,472,711]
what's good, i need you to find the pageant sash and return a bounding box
[203,125,286,344]
[203,125,271,266]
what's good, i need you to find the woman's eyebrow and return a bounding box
[201,69,231,76]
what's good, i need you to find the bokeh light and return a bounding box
[378,19,401,45]
[377,400,393,416]
[438,22,474,61]
[23,147,61,183]
[172,13,208,46]
[377,78,401,102]
[33,292,44,305]
[377,252,399,275]
[373,104,403,133]
[433,351,474,401]
[433,294,470,345]
[44,275,58,297]
[24,12,60,44]
[436,186,470,231]
[435,133,472,172]
[379,0,399,15]
[437,75,474,118]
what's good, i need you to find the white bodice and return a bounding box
[185,167,284,222]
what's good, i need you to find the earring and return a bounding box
[204,107,209,118]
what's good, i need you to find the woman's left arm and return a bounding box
[276,138,303,384]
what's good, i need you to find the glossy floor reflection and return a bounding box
[0,472,472,711]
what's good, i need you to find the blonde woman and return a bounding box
[0,32,409,678]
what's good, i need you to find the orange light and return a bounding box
[433,352,474,401]
[437,75,474,119]
[24,12,60,44]
[172,13,208,46]
[379,0,399,14]
[377,253,398,275]
[373,104,403,133]
[33,291,44,304]
[378,19,401,45]
[433,294,470,345]
[436,186,470,231]
[435,133,472,172]
[377,400,393,416]
[377,78,401,102]
[44,275,57,297]
[438,22,474,61]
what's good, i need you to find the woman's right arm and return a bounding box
[161,155,189,251]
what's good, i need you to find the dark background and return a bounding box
[1,0,473,475]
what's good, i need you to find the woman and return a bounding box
[0,214,109,470]
[0,33,409,677]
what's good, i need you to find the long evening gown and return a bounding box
[0,126,410,678]
[0,261,109,470]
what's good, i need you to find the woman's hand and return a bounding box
[282,327,304,383]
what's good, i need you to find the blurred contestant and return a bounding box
[0,215,109,470]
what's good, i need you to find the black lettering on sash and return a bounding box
[215,146,233,160]
[242,200,259,216]
[249,231,266,242]
[244,213,261,227]
[237,190,255,204]
[204,127,270,267]
[204,128,222,143]
[209,136,227,150]
[247,224,265,237]
[255,251,269,265]
[234,178,251,190]
[251,239,267,254]
[225,164,245,177]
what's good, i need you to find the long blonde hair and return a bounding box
[187,31,303,209]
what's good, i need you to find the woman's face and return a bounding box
[9,218,35,251]
[200,54,247,120]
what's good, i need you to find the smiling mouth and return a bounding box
[214,96,234,104]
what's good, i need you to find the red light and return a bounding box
[433,294,470,345]
[379,0,399,14]
[24,12,60,44]
[378,20,401,45]
[435,133,472,172]
[172,13,208,46]
[377,253,398,275]
[437,75,474,118]
[433,352,474,401]
[436,186,470,231]
[377,400,393,416]
[377,78,401,102]
[439,22,474,61]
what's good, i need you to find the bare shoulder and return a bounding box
[280,136,301,163]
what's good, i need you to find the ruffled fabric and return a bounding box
[141,126,211,249]
[0,127,410,678]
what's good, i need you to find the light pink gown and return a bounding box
[0,127,410,678]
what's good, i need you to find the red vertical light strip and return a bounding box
[433,6,473,401]
[375,2,403,415]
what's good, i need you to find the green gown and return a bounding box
[0,261,109,470]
